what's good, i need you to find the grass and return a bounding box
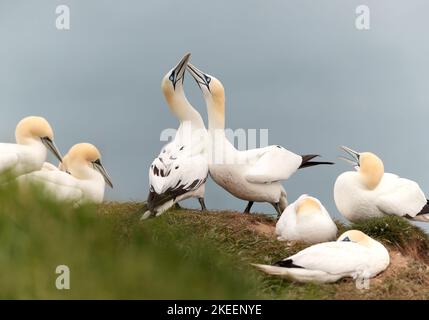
[0,181,428,299]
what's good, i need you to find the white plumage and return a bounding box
[276,194,338,244]
[144,53,209,219]
[0,116,63,178]
[17,143,113,204]
[334,146,429,222]
[253,230,390,283]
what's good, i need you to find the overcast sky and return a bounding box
[1,1,429,230]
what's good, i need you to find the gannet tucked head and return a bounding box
[295,195,322,216]
[16,116,63,163]
[161,53,191,105]
[187,63,225,126]
[339,146,384,190]
[65,143,113,188]
[337,230,373,248]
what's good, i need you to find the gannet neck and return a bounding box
[207,96,225,133]
[359,152,384,190]
[163,84,205,128]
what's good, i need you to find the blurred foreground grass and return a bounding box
[0,180,428,299]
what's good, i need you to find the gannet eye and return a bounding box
[205,76,211,84]
[169,72,175,82]
[342,236,351,242]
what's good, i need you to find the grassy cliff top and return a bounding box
[0,184,428,299]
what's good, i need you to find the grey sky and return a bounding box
[1,1,429,230]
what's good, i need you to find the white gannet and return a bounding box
[276,194,338,244]
[0,116,63,178]
[186,63,333,216]
[334,146,429,222]
[253,230,390,283]
[18,143,113,204]
[143,53,209,219]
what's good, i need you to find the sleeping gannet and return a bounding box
[253,230,390,283]
[0,116,63,179]
[18,143,113,204]
[143,53,209,219]
[334,146,429,222]
[276,194,337,244]
[187,63,333,216]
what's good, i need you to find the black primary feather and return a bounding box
[273,259,304,269]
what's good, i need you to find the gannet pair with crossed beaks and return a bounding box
[1,116,113,204]
[143,54,333,219]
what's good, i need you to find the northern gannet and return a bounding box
[0,116,63,178]
[187,63,333,216]
[253,230,390,283]
[276,194,338,244]
[143,53,209,219]
[334,146,429,222]
[18,143,113,204]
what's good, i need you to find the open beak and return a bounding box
[186,63,211,92]
[41,137,63,163]
[93,159,113,188]
[339,146,360,167]
[171,53,191,89]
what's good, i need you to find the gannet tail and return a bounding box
[299,155,334,169]
[413,200,429,222]
[251,263,340,283]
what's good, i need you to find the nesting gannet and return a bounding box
[276,195,337,244]
[0,116,63,178]
[253,230,390,283]
[143,53,209,219]
[187,63,333,216]
[18,143,113,204]
[334,146,429,222]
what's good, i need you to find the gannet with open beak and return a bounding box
[0,116,63,178]
[334,146,429,222]
[143,53,209,219]
[276,195,338,244]
[187,63,333,216]
[18,143,113,204]
[253,230,390,283]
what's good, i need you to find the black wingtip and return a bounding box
[415,199,429,216]
[274,259,303,269]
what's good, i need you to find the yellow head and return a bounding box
[67,143,101,164]
[66,143,113,188]
[15,116,54,144]
[337,230,373,247]
[339,146,384,190]
[359,152,384,190]
[161,53,191,108]
[15,116,63,162]
[187,63,225,128]
[296,196,322,216]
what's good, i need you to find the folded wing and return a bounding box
[376,175,427,218]
[245,146,302,183]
